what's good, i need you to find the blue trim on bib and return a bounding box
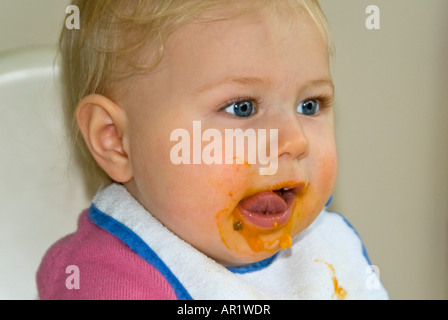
[227,252,279,274]
[325,195,333,207]
[88,204,192,300]
[332,211,372,266]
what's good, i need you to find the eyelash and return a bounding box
[303,94,334,115]
[219,94,333,116]
[219,96,262,116]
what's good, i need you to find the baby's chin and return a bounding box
[214,182,325,266]
[213,221,309,268]
[218,250,279,268]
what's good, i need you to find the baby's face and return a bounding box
[122,6,337,266]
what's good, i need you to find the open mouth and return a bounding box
[236,185,302,230]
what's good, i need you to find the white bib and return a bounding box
[90,183,388,300]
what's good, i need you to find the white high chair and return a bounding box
[0,46,90,299]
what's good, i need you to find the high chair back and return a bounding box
[0,46,90,299]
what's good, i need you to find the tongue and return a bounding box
[239,191,287,214]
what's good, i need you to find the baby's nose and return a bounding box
[276,113,309,161]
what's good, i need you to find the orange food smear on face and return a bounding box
[232,156,251,167]
[229,219,279,253]
[218,203,293,256]
[315,259,347,300]
[219,182,309,255]
[230,202,295,253]
[279,234,292,249]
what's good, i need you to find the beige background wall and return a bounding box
[1,0,446,299]
[320,0,448,299]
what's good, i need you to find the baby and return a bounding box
[37,0,388,300]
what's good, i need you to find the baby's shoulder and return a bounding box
[36,210,177,300]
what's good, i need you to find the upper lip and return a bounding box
[239,180,308,202]
[268,181,307,195]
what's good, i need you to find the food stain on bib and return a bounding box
[315,259,347,300]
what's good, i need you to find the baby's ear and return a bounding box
[75,94,133,183]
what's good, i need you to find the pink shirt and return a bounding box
[36,211,177,300]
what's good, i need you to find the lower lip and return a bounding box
[236,190,296,230]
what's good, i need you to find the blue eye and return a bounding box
[223,100,255,118]
[297,99,320,116]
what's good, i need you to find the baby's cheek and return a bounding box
[207,163,253,198]
[171,163,251,222]
[317,150,338,192]
[177,164,254,259]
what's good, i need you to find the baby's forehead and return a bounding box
[156,7,325,66]
[126,1,329,71]
[69,1,331,101]
[119,7,331,107]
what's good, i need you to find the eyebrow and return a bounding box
[303,78,335,92]
[195,76,334,94]
[196,76,265,93]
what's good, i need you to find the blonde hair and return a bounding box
[60,0,333,192]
